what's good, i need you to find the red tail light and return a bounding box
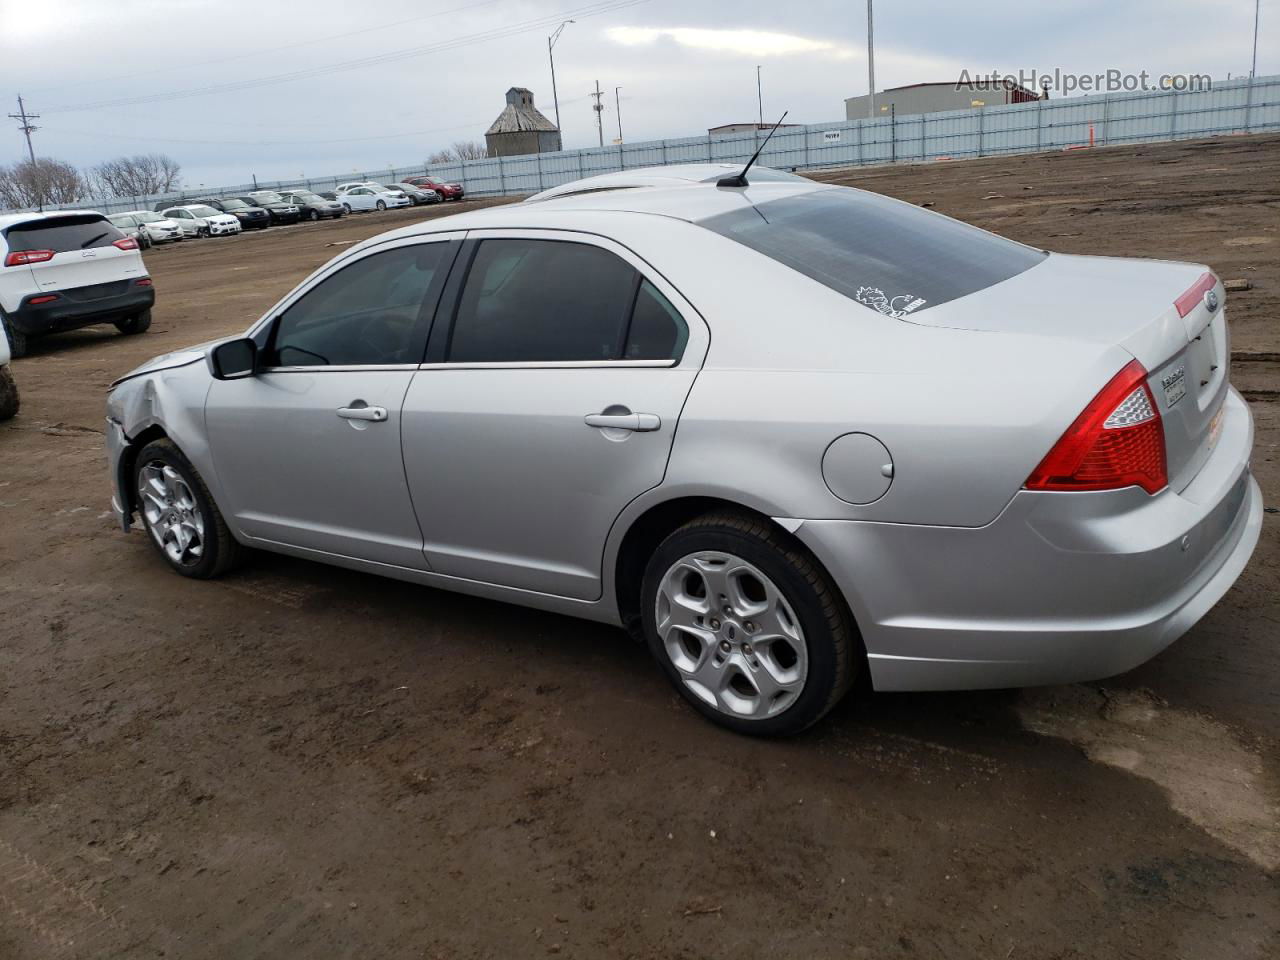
[4,249,54,266]
[1174,272,1216,318]
[113,237,139,251]
[135,277,153,286]
[29,294,59,305]
[1025,359,1167,495]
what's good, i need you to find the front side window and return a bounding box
[447,238,687,364]
[268,243,449,367]
[699,188,1046,318]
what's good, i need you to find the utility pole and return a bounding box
[8,95,42,211]
[548,20,574,134]
[756,65,763,127]
[1251,0,1260,78]
[590,80,604,147]
[615,86,623,142]
[866,0,876,118]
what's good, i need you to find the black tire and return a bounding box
[114,308,152,335]
[1,314,27,359]
[133,438,241,579]
[376,200,386,211]
[308,209,320,221]
[640,511,859,737]
[198,225,210,238]
[0,365,19,421]
[342,203,352,214]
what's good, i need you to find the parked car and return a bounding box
[1,210,153,358]
[108,213,153,249]
[161,205,242,238]
[235,193,302,225]
[390,183,441,206]
[336,185,410,213]
[182,197,270,230]
[103,165,1261,737]
[317,191,339,201]
[276,189,346,221]
[119,210,185,244]
[402,174,464,200]
[0,320,18,420]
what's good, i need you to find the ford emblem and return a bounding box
[1204,289,1219,312]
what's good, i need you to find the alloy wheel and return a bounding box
[655,551,808,720]
[138,460,206,567]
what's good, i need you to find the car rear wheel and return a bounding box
[1,315,27,359]
[0,365,19,421]
[114,309,151,336]
[134,439,241,579]
[641,512,859,736]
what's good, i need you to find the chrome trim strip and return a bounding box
[415,359,677,370]
[259,364,420,373]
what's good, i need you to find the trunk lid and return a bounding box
[5,212,144,294]
[911,252,1227,493]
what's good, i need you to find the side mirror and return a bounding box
[211,338,258,380]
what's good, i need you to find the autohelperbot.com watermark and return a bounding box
[957,68,1213,97]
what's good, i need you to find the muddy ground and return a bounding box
[1,135,1278,959]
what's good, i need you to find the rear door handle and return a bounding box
[337,405,388,422]
[584,412,661,432]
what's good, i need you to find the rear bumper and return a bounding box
[795,386,1263,691]
[9,283,155,336]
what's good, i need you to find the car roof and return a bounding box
[524,163,806,203]
[0,209,106,231]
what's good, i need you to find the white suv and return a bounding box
[0,319,18,420]
[0,211,155,358]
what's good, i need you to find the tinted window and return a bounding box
[625,281,688,360]
[448,239,637,363]
[699,189,1045,317]
[268,243,448,367]
[5,215,123,253]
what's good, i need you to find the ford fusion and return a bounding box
[104,164,1261,736]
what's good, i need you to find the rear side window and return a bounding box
[447,238,686,364]
[699,189,1045,317]
[5,215,123,253]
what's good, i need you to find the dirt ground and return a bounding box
[2,135,1278,960]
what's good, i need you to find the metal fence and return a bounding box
[19,73,1280,215]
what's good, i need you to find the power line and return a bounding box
[26,0,505,96]
[44,0,651,114]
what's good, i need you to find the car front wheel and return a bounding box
[641,512,859,736]
[0,365,19,421]
[308,209,320,221]
[342,203,352,214]
[134,438,241,578]
[376,200,386,211]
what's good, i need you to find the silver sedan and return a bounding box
[105,164,1262,736]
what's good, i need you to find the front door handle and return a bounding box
[337,404,388,422]
[584,412,661,432]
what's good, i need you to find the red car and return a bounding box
[403,175,465,200]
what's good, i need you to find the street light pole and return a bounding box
[615,86,623,142]
[866,0,876,118]
[548,20,574,134]
[756,65,763,127]
[1251,0,1260,78]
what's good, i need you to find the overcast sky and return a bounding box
[0,0,1270,187]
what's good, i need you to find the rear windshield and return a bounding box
[5,214,123,253]
[698,189,1045,317]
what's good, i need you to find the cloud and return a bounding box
[605,26,855,59]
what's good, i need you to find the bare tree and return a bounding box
[0,158,87,209]
[88,153,182,198]
[427,140,488,164]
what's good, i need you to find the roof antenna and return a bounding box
[717,111,788,188]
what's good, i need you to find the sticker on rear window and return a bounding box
[854,286,927,318]
[1161,364,1186,407]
